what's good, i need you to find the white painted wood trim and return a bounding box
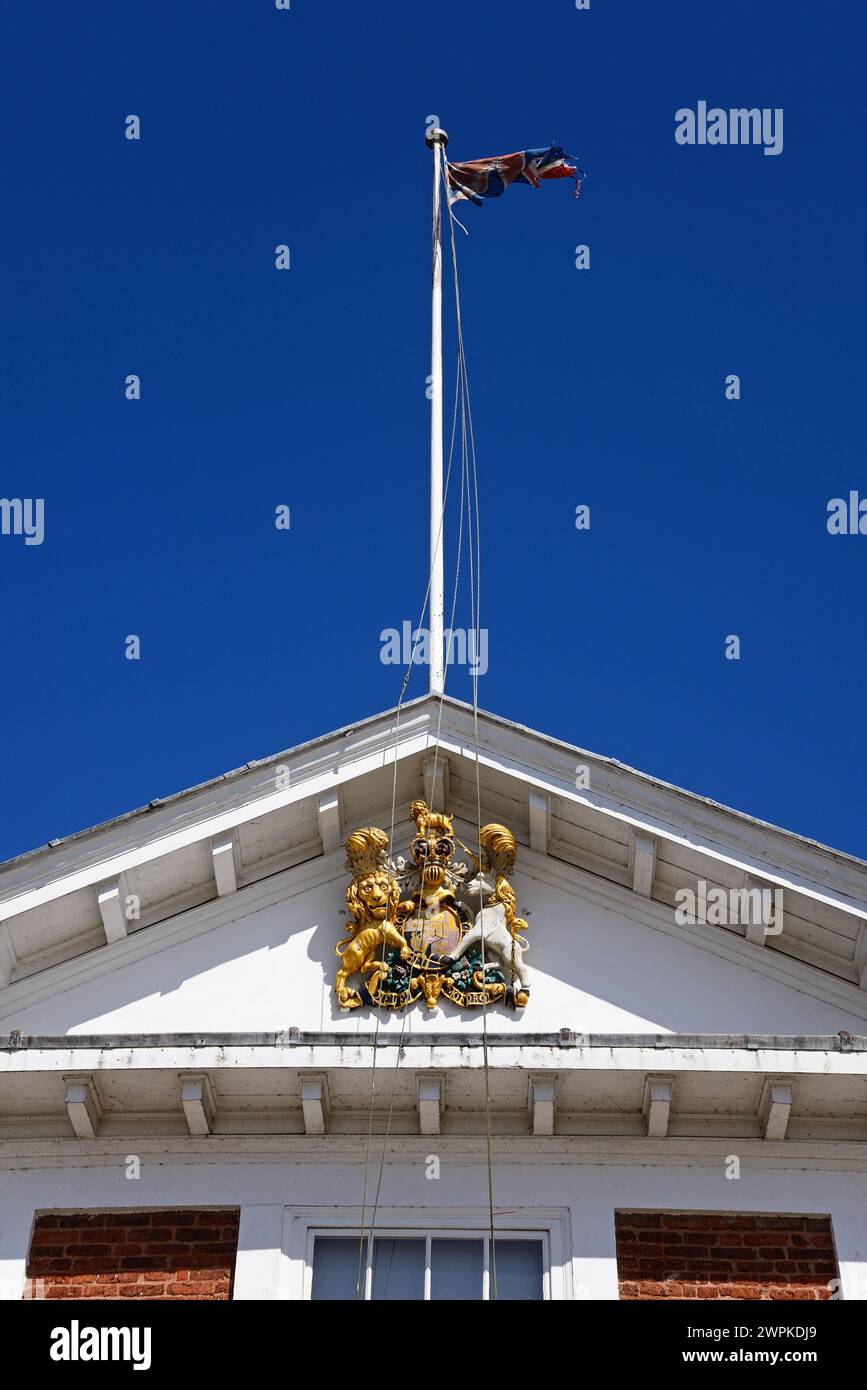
[3,702,864,934]
[316,792,342,856]
[62,1075,102,1138]
[96,879,128,944]
[0,851,343,1014]
[0,1132,863,1172]
[642,1075,673,1138]
[300,1075,330,1135]
[0,926,16,987]
[629,830,657,898]
[519,846,867,1021]
[180,1073,215,1136]
[422,755,450,814]
[529,1075,557,1136]
[417,1074,443,1135]
[759,1079,793,1141]
[210,835,238,897]
[528,792,549,857]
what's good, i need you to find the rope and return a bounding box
[354,345,462,1302]
[355,146,465,1296]
[443,151,499,1299]
[357,142,498,1300]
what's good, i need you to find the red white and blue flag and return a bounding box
[446,145,584,207]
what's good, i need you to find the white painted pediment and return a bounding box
[1,832,866,1040]
[1,697,866,1039]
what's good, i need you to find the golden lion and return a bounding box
[335,833,412,1008]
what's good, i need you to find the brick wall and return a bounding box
[615,1212,837,1300]
[25,1209,240,1300]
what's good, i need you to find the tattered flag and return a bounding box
[446,145,584,207]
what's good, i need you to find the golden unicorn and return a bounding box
[451,822,530,1005]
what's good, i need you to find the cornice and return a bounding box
[1,1133,865,1173]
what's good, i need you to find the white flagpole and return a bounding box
[426,125,448,697]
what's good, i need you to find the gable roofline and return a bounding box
[0,695,865,1004]
[1,693,864,880]
[448,699,866,874]
[0,694,428,879]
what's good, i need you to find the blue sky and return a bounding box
[2,0,865,861]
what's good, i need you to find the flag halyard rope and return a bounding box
[443,150,498,1298]
[355,166,464,1294]
[357,142,498,1300]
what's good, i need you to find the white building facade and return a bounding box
[1,696,866,1301]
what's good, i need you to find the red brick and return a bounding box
[27,1245,66,1260]
[25,1210,239,1302]
[615,1213,836,1301]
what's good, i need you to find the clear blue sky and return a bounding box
[2,1,865,861]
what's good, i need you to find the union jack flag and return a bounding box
[446,145,584,207]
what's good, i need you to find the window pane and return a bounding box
[371,1238,425,1301]
[430,1238,483,1301]
[311,1237,367,1301]
[493,1240,544,1301]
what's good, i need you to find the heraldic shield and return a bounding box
[334,799,531,1012]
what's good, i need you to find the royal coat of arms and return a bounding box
[334,799,530,1011]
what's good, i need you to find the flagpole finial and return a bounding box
[425,126,448,149]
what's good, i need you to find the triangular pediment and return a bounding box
[1,697,866,1039]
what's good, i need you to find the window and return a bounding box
[286,1207,569,1300]
[310,1232,545,1301]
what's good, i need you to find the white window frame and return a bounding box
[280,1206,572,1300]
